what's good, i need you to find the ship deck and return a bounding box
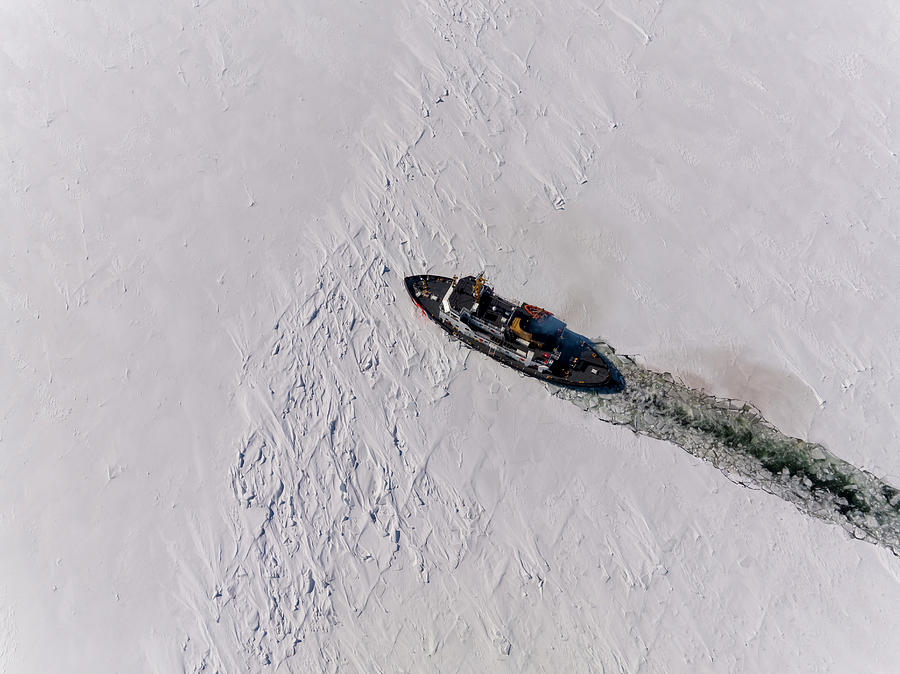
[405,274,624,391]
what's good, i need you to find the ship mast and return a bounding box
[472,273,486,300]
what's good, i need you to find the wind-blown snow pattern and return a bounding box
[7,0,900,671]
[556,342,900,556]
[226,262,449,669]
[176,0,900,670]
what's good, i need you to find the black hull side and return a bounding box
[405,275,624,392]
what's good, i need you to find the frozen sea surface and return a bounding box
[3,0,900,671]
[558,342,900,555]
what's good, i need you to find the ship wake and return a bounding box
[553,340,900,556]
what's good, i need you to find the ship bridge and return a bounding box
[508,307,566,349]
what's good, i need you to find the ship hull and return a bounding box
[405,274,622,391]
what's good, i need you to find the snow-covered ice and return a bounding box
[3,0,900,671]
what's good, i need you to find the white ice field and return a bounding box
[3,0,900,671]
